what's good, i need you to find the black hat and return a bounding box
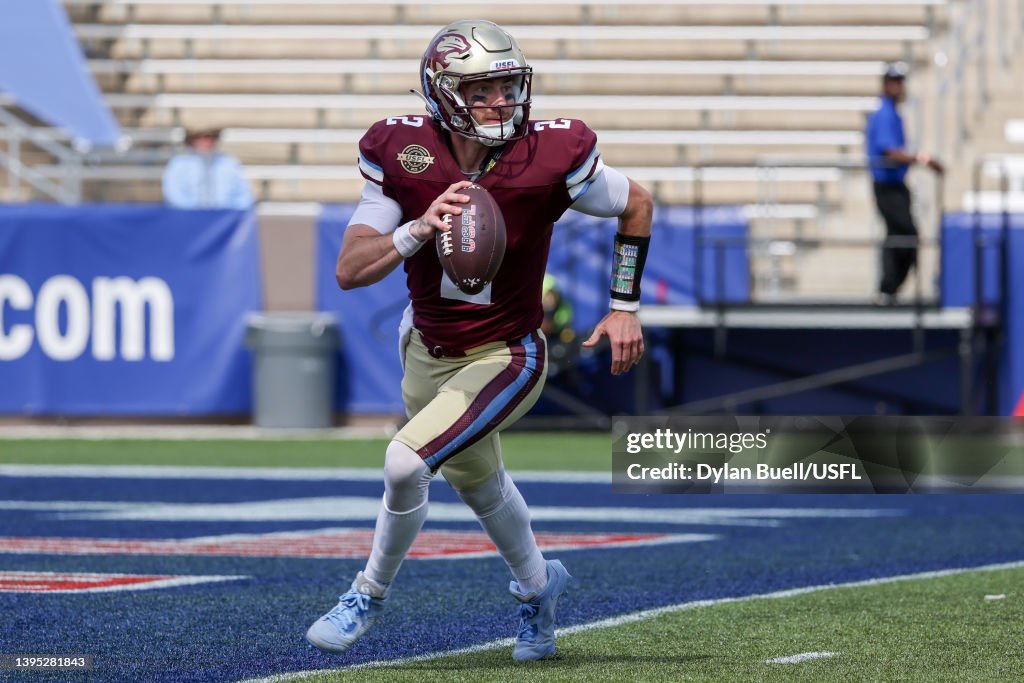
[883,62,909,81]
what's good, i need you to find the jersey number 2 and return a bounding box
[386,116,424,127]
[534,119,571,131]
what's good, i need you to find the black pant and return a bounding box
[873,181,918,296]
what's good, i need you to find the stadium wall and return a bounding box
[2,205,1021,418]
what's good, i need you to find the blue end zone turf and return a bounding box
[2,472,1023,682]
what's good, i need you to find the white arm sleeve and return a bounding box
[348,182,403,234]
[570,165,631,218]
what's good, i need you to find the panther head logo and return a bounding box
[431,34,472,67]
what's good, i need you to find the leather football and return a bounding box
[436,184,506,295]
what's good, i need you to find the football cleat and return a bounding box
[305,572,387,653]
[509,559,572,661]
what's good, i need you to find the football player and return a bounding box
[306,19,653,661]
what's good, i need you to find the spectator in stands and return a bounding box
[162,127,254,209]
[866,62,944,305]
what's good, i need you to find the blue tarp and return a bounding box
[317,205,750,413]
[0,0,121,146]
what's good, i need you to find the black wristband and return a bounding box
[610,233,650,302]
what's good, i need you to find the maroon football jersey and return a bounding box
[357,115,602,354]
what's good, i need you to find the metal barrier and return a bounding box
[686,157,946,304]
[0,107,85,203]
[934,0,1024,160]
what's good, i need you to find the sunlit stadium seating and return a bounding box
[1,0,1013,298]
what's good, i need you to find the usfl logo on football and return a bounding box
[460,206,477,253]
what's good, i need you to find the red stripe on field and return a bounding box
[2,572,180,593]
[0,529,670,559]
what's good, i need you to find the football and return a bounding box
[436,183,506,295]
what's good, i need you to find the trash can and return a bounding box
[244,312,340,428]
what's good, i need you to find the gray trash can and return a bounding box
[245,312,340,428]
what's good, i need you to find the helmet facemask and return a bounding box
[430,68,532,146]
[419,20,533,147]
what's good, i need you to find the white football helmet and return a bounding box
[418,19,533,147]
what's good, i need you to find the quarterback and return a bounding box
[306,19,653,661]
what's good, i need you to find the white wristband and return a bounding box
[610,299,640,312]
[392,220,428,258]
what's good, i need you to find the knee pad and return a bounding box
[456,469,513,518]
[383,440,432,513]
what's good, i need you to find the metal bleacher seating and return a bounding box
[58,0,947,202]
[30,1,966,299]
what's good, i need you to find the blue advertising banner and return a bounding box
[941,211,1024,414]
[548,205,749,332]
[316,205,408,415]
[0,205,260,415]
[939,211,1020,307]
[317,205,748,414]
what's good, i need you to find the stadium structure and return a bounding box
[2,5,1024,683]
[1,0,1023,419]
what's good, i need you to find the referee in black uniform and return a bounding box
[865,63,944,304]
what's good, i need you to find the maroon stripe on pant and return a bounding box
[417,332,545,468]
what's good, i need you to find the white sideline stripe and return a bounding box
[766,651,837,664]
[0,496,899,525]
[236,560,1024,683]
[0,424,396,440]
[0,464,607,484]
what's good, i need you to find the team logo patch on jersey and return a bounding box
[397,144,435,174]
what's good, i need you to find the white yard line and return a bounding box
[0,424,397,440]
[766,651,838,664]
[237,560,1024,683]
[0,463,608,483]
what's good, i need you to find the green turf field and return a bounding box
[293,564,1023,682]
[0,433,612,471]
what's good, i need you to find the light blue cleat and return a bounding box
[306,572,387,653]
[509,559,572,661]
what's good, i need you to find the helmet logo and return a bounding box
[433,34,472,67]
[396,144,435,174]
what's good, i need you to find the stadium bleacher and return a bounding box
[1,1,1017,299]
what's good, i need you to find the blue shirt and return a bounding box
[162,152,255,209]
[865,97,907,184]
